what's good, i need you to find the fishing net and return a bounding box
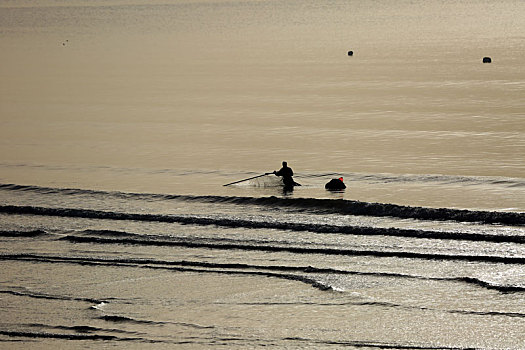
[247,175,284,187]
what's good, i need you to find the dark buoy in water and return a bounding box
[347,50,354,56]
[483,57,492,63]
[325,177,346,190]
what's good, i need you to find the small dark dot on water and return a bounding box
[347,50,354,56]
[483,57,492,63]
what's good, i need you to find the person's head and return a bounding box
[282,161,287,167]
[339,177,344,182]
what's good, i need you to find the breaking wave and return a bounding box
[1,205,524,244]
[1,183,523,225]
[2,253,523,293]
[56,234,525,264]
[0,330,153,342]
[0,288,105,304]
[21,323,146,336]
[281,336,492,350]
[0,230,48,238]
[98,315,214,329]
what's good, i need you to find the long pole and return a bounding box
[223,173,271,186]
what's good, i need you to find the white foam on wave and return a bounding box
[90,302,106,310]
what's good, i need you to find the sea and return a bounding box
[1,0,524,348]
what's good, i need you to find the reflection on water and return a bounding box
[1,0,524,196]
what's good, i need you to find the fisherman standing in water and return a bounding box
[273,161,298,189]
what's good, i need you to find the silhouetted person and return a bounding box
[273,161,296,189]
[325,177,346,190]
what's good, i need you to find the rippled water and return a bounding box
[1,183,524,348]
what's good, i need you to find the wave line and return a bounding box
[2,254,523,293]
[58,234,525,265]
[1,205,523,243]
[1,183,523,225]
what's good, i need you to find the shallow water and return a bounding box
[1,0,524,348]
[0,184,524,348]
